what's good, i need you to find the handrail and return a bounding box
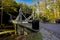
[0,30,15,35]
[16,23,39,32]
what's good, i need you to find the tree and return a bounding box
[1,0,19,25]
[38,0,60,23]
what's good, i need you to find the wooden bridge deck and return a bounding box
[40,23,60,35]
[17,22,60,34]
[16,22,60,38]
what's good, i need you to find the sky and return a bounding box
[15,0,33,6]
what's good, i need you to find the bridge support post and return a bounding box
[16,24,25,35]
[13,23,17,35]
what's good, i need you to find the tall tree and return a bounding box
[2,0,19,25]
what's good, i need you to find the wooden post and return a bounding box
[13,23,17,35]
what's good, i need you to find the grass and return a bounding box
[28,32,42,40]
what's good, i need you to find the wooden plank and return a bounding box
[0,30,15,35]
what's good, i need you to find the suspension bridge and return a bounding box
[10,7,60,38]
